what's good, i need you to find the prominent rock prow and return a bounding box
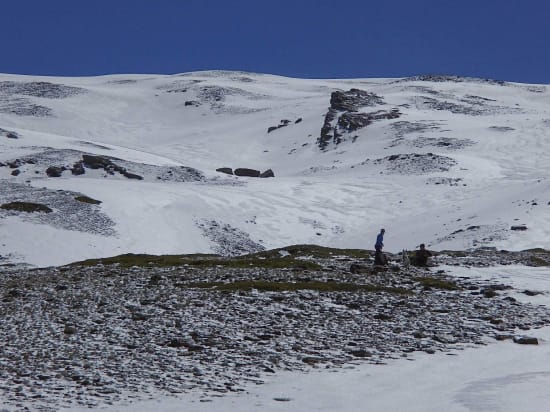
[317,89,400,150]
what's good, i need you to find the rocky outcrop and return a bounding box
[267,119,297,133]
[338,109,400,132]
[318,89,400,150]
[82,154,143,180]
[330,88,384,111]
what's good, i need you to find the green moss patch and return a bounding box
[187,280,411,294]
[70,253,322,270]
[0,201,52,213]
[414,277,460,290]
[74,195,102,205]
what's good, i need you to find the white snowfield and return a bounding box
[1,71,550,411]
[0,71,549,266]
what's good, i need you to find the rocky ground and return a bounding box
[0,246,549,411]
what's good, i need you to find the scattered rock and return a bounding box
[513,336,538,345]
[46,166,65,177]
[71,161,85,176]
[260,169,274,178]
[234,168,261,177]
[216,167,233,175]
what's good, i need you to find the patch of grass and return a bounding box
[187,280,412,294]
[0,201,52,213]
[70,253,322,270]
[74,195,102,205]
[528,256,550,267]
[522,248,550,253]
[70,253,214,268]
[414,276,460,290]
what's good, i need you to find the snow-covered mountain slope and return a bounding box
[1,71,549,266]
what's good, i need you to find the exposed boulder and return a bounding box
[45,166,65,177]
[513,336,538,345]
[0,128,19,139]
[184,100,201,107]
[121,171,143,180]
[10,169,20,176]
[234,168,261,177]
[71,161,85,176]
[260,169,274,178]
[511,225,528,231]
[7,159,23,169]
[216,167,233,175]
[82,154,111,170]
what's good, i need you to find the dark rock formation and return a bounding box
[260,169,274,178]
[7,159,23,169]
[513,336,538,345]
[216,167,233,175]
[82,154,111,170]
[184,100,201,107]
[71,161,85,176]
[511,225,528,231]
[10,169,20,176]
[267,119,292,134]
[122,171,143,180]
[46,166,65,177]
[317,89,398,150]
[234,168,261,177]
[0,128,19,139]
[82,154,142,180]
[330,89,384,112]
[338,109,400,132]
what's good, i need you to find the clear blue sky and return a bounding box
[2,0,549,83]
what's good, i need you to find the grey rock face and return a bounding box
[318,89,399,149]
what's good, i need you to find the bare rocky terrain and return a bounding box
[1,246,549,411]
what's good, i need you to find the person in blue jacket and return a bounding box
[374,228,386,265]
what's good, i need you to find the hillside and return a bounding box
[1,71,549,266]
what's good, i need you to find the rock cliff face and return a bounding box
[317,89,400,149]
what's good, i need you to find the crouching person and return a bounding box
[414,243,432,267]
